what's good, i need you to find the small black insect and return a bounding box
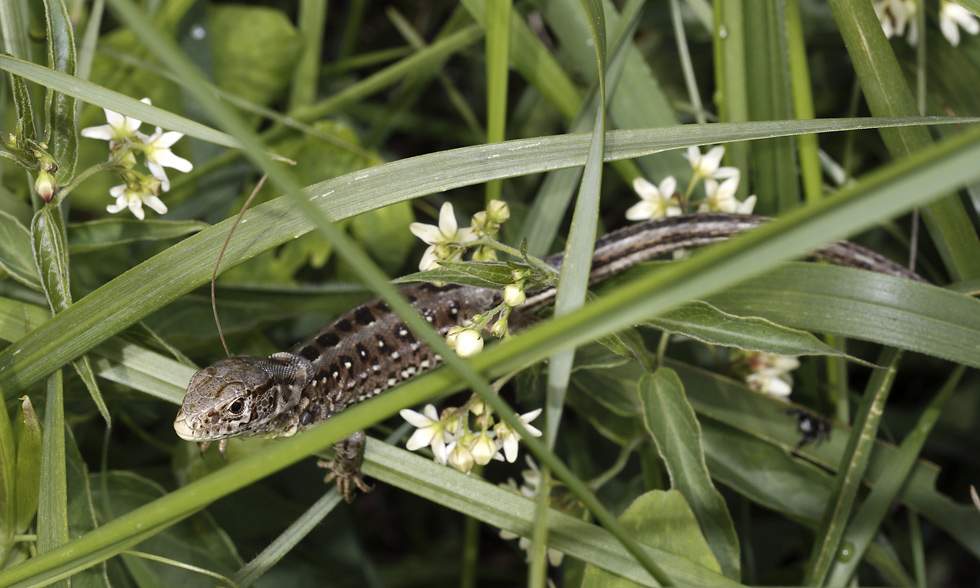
[786,409,830,449]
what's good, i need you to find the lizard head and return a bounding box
[174,353,313,441]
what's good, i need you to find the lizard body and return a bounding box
[174,213,922,499]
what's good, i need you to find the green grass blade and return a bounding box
[704,263,980,369]
[232,490,343,587]
[744,0,798,213]
[804,347,902,585]
[824,365,966,585]
[485,0,512,202]
[784,0,822,203]
[288,0,326,111]
[828,0,980,280]
[713,0,750,200]
[0,54,242,149]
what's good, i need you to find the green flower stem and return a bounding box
[52,161,116,205]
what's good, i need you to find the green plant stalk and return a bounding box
[288,0,326,111]
[714,0,750,200]
[784,0,822,204]
[484,0,511,202]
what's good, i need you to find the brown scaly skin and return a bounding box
[175,213,924,501]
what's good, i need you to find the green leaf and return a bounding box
[638,369,740,580]
[349,200,416,275]
[0,388,15,554]
[31,206,110,425]
[395,261,517,289]
[12,396,42,535]
[582,490,721,587]
[41,0,79,181]
[90,472,242,587]
[706,263,980,369]
[67,218,208,254]
[70,355,111,428]
[37,370,68,563]
[210,5,302,109]
[0,209,41,290]
[30,205,72,314]
[642,300,870,364]
[0,0,37,142]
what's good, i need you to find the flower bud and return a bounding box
[448,442,475,473]
[503,284,526,307]
[491,319,508,338]
[471,210,489,232]
[487,199,510,223]
[445,325,464,348]
[454,329,484,358]
[471,245,497,261]
[34,170,58,202]
[469,433,498,466]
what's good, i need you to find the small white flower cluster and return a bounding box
[400,401,542,474]
[409,200,510,271]
[627,145,756,222]
[81,98,192,220]
[730,350,801,398]
[443,268,530,358]
[411,199,526,358]
[499,457,565,566]
[875,0,979,47]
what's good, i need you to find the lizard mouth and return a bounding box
[173,417,199,441]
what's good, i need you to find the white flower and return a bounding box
[627,176,682,221]
[81,98,150,147]
[498,457,564,566]
[874,0,910,39]
[469,432,498,466]
[940,0,980,46]
[453,328,484,358]
[746,370,794,398]
[106,182,167,220]
[400,404,451,464]
[684,146,740,180]
[410,202,478,270]
[497,531,566,566]
[494,408,543,463]
[700,176,757,215]
[142,127,193,191]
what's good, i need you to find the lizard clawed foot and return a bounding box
[197,439,229,459]
[318,431,371,503]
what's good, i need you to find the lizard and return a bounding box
[174,212,924,501]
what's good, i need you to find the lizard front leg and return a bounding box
[318,430,372,503]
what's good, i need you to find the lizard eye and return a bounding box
[228,398,246,415]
